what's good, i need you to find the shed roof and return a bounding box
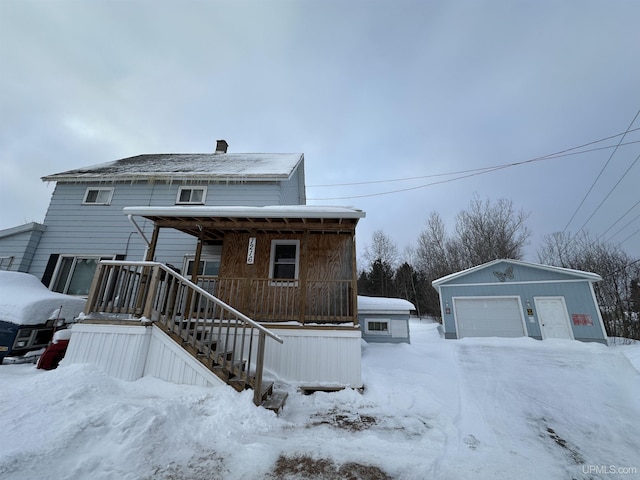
[357,296,415,313]
[432,259,602,287]
[41,153,304,183]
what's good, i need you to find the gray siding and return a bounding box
[0,223,45,272]
[28,168,305,282]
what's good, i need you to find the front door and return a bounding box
[535,297,573,340]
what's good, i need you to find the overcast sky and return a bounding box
[1,0,639,264]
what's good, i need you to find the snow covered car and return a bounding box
[0,271,86,364]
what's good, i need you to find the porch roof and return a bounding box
[124,205,365,240]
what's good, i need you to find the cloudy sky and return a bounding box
[1,0,639,263]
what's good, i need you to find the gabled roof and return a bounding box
[431,258,602,287]
[41,153,304,183]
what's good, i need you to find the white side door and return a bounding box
[535,296,574,340]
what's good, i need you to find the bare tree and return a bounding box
[361,229,399,271]
[455,194,531,267]
[538,231,640,340]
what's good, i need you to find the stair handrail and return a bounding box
[97,260,284,344]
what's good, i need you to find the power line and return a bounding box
[562,109,640,233]
[597,200,640,242]
[307,140,640,201]
[574,153,640,236]
[307,139,640,188]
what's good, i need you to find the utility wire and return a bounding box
[307,129,640,188]
[597,200,640,242]
[307,141,640,201]
[562,109,640,233]
[574,153,640,236]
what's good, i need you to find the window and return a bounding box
[269,240,300,281]
[51,255,113,295]
[82,187,114,205]
[185,257,220,277]
[0,256,14,271]
[176,186,207,205]
[366,319,390,336]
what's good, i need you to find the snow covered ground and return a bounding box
[1,320,639,480]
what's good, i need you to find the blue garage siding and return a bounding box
[435,260,607,344]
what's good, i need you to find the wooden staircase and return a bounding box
[84,261,288,413]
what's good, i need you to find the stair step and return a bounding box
[261,391,288,414]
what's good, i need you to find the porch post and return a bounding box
[351,229,359,326]
[145,225,160,261]
[298,231,309,324]
[191,237,204,284]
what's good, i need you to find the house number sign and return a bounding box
[247,237,256,264]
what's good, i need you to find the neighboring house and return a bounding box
[0,140,306,296]
[358,296,414,344]
[0,223,46,272]
[432,259,608,344]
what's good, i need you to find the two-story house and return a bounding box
[1,142,365,408]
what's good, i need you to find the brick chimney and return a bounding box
[215,139,228,154]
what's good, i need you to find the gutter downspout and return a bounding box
[128,214,151,260]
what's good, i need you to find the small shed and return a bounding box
[358,296,415,344]
[431,259,607,344]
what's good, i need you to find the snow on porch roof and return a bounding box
[124,205,365,240]
[123,205,365,220]
[41,153,304,182]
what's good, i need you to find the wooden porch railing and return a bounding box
[84,261,283,406]
[197,277,354,323]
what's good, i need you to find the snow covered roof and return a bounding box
[357,295,416,313]
[41,153,304,183]
[125,205,365,240]
[431,258,602,287]
[124,205,365,220]
[0,271,86,326]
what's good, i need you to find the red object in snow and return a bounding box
[37,339,69,370]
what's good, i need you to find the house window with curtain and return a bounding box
[82,187,114,205]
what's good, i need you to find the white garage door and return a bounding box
[454,297,525,338]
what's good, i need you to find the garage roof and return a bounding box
[432,259,602,287]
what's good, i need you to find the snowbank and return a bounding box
[0,320,638,479]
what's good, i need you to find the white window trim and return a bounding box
[365,318,391,336]
[176,186,207,205]
[82,187,114,205]
[269,239,300,286]
[183,254,221,278]
[51,254,115,295]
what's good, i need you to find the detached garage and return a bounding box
[432,259,608,344]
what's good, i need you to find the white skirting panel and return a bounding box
[62,323,151,381]
[263,328,362,388]
[144,325,225,387]
[63,323,225,387]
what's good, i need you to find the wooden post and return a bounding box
[85,262,105,315]
[145,225,160,261]
[253,331,266,406]
[143,265,162,319]
[350,228,359,326]
[298,231,309,325]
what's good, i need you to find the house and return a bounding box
[0,140,306,298]
[431,259,608,344]
[1,143,370,408]
[358,296,414,344]
[65,204,365,408]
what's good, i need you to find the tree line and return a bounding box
[357,194,640,341]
